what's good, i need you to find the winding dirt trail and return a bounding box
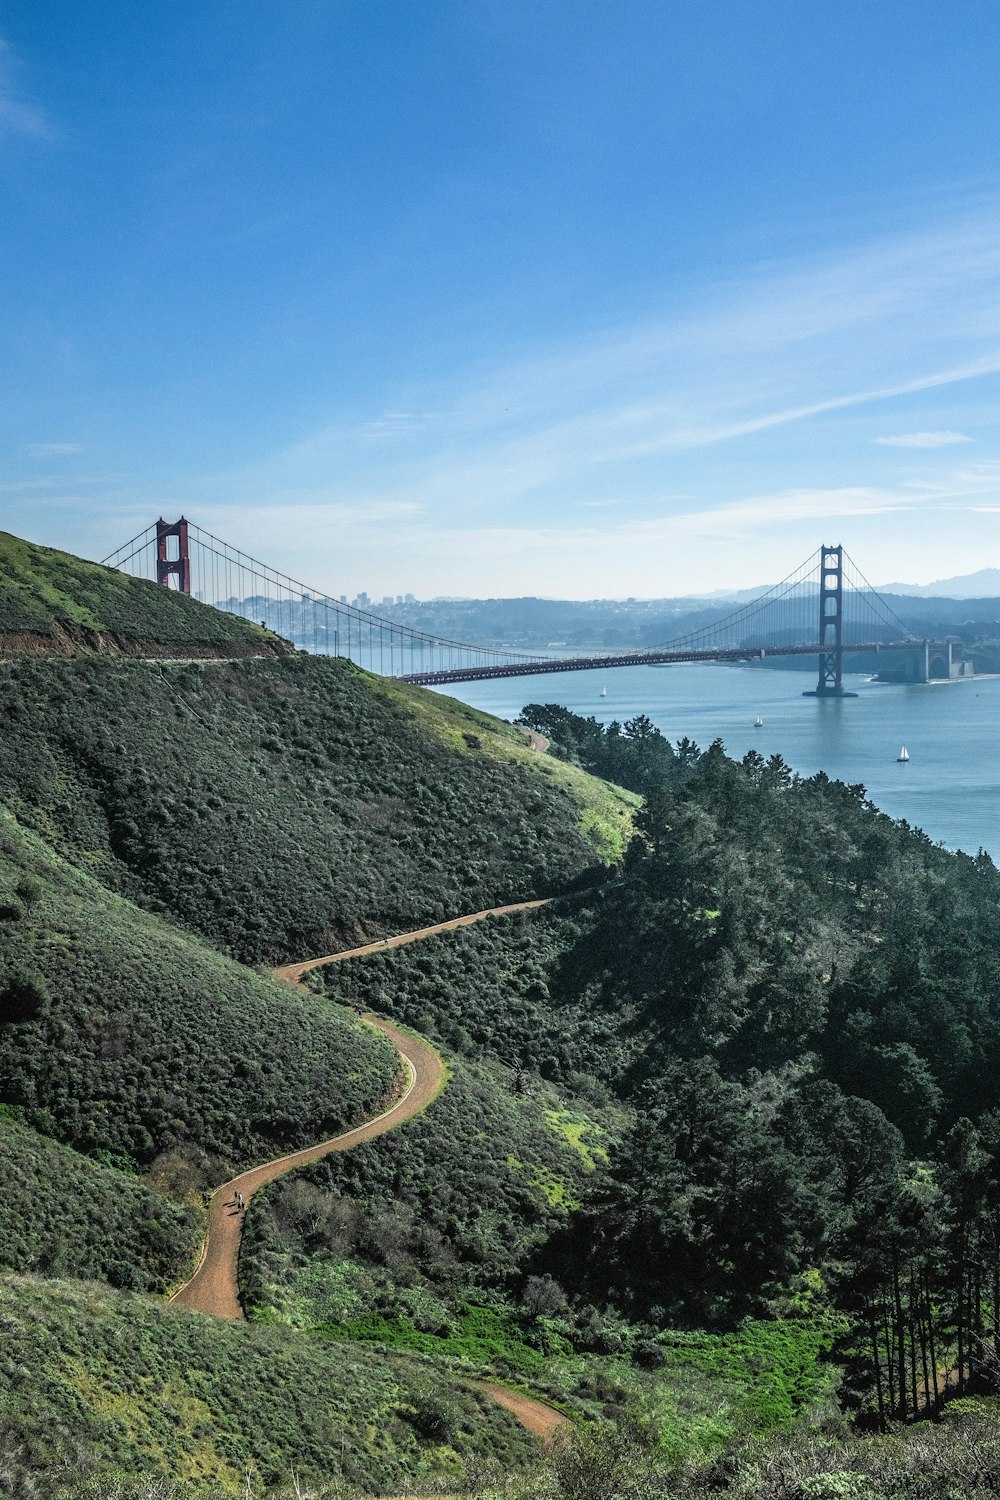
[170,1017,443,1319]
[170,898,572,1445]
[475,1382,568,1446]
[273,895,554,985]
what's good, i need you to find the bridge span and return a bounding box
[103,527,966,699]
[399,639,929,687]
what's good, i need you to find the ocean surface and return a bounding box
[435,663,1000,860]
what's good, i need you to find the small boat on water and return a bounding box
[754,714,764,728]
[897,745,910,763]
[600,687,607,698]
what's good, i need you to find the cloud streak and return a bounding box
[0,39,53,142]
[117,197,1000,595]
[246,201,1000,534]
[875,430,972,449]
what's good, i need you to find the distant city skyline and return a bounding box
[2,3,999,598]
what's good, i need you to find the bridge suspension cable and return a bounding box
[102,521,924,687]
[104,520,549,679]
[647,549,824,654]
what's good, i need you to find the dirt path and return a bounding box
[475,1382,569,1446]
[274,896,554,985]
[172,899,572,1447]
[170,1017,443,1319]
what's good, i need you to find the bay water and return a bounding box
[436,664,1000,860]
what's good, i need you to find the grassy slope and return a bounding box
[0,531,280,654]
[0,809,398,1169]
[371,674,639,865]
[0,655,637,963]
[0,533,645,1490]
[0,1109,201,1291]
[0,1275,536,1495]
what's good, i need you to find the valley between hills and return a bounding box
[2,531,1000,1499]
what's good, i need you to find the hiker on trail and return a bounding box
[235,1190,244,1212]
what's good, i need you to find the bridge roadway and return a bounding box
[400,638,923,687]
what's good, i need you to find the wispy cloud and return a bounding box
[25,442,86,457]
[0,39,53,142]
[874,430,972,449]
[248,202,1000,527]
[177,198,1000,595]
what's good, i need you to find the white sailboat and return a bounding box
[754,714,764,728]
[897,745,910,763]
[600,687,607,698]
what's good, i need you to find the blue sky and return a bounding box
[2,1,1000,598]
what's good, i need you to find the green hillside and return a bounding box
[8,535,1000,1494]
[0,531,284,657]
[243,1048,616,1322]
[288,719,1000,1432]
[0,654,636,963]
[0,1110,200,1290]
[0,809,397,1170]
[0,1276,535,1495]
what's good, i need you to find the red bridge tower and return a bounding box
[156,517,191,593]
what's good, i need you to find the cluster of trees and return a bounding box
[834,1114,1000,1425]
[518,703,676,794]
[299,708,1000,1427]
[536,716,1000,1418]
[0,656,613,964]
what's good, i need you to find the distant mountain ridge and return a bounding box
[876,566,1000,598]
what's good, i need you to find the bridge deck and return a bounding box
[400,639,923,687]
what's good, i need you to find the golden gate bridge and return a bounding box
[102,518,955,697]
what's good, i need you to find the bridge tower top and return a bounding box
[156,517,191,594]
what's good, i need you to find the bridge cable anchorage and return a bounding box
[102,523,937,686]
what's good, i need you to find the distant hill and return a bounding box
[0,530,288,658]
[361,580,1000,650]
[878,567,1000,598]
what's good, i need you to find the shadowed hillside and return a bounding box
[0,653,636,963]
[0,810,398,1172]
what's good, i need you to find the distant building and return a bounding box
[404,593,416,604]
